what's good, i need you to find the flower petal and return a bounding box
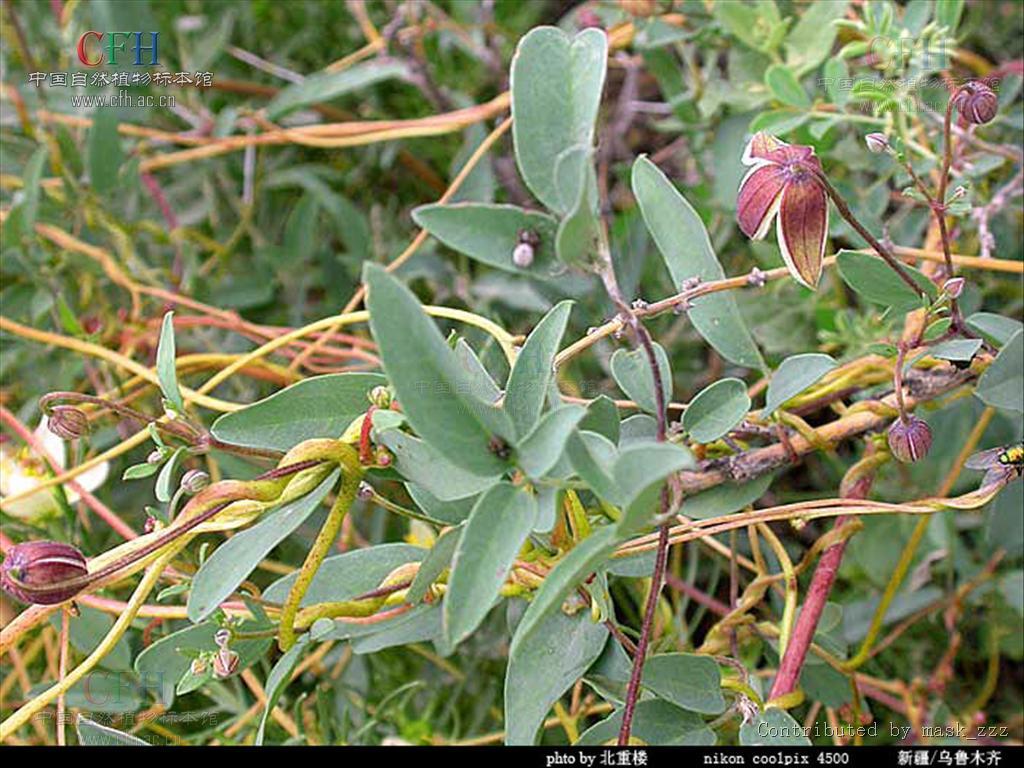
[35,417,67,471]
[737,164,786,239]
[777,174,828,289]
[742,132,813,166]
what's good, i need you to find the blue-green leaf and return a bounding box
[211,373,386,452]
[763,353,838,416]
[511,27,607,212]
[631,156,765,370]
[505,300,573,437]
[444,483,537,648]
[156,312,185,414]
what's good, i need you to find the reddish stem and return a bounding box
[768,469,876,701]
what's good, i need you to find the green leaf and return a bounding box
[77,717,149,746]
[156,312,185,414]
[553,145,602,268]
[511,26,607,212]
[683,474,774,519]
[154,446,184,504]
[263,544,424,606]
[505,300,573,437]
[122,462,160,481]
[927,338,982,362]
[976,330,1023,413]
[935,0,965,33]
[256,636,309,744]
[987,481,1023,557]
[187,471,338,623]
[567,431,619,502]
[641,653,726,714]
[266,60,409,120]
[49,604,131,671]
[836,250,937,313]
[966,312,1023,346]
[610,342,672,415]
[631,156,765,370]
[382,431,498,502]
[365,264,514,476]
[763,353,838,416]
[455,339,501,403]
[784,1,848,73]
[505,610,609,745]
[576,700,716,745]
[351,604,442,654]
[683,378,751,443]
[406,483,478,524]
[211,373,385,452]
[407,525,462,604]
[579,395,620,443]
[412,203,558,275]
[615,443,696,533]
[87,109,124,195]
[19,146,47,236]
[517,405,586,478]
[511,526,619,658]
[740,708,812,745]
[444,483,537,648]
[765,64,810,108]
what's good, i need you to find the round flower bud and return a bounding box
[147,449,166,464]
[887,416,933,463]
[374,447,393,468]
[213,629,231,648]
[368,385,392,409]
[1,540,89,605]
[212,648,240,679]
[864,132,890,154]
[180,469,210,495]
[943,277,965,299]
[47,407,90,441]
[952,82,998,125]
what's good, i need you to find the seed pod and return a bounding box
[47,406,90,441]
[864,132,890,154]
[1,540,89,605]
[212,648,240,679]
[180,469,211,494]
[887,416,933,463]
[952,82,998,125]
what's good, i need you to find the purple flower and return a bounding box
[736,133,829,290]
[1,540,89,605]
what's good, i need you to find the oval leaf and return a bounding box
[763,353,838,416]
[683,378,751,443]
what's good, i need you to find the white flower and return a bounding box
[0,417,109,522]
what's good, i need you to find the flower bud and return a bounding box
[180,469,210,494]
[47,407,90,441]
[943,277,965,299]
[357,481,374,501]
[952,82,998,125]
[213,629,231,648]
[887,416,933,463]
[212,648,240,679]
[148,449,165,464]
[1,540,89,605]
[368,385,392,409]
[374,447,393,468]
[864,132,890,154]
[512,242,534,268]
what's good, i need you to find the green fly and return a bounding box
[965,442,1024,488]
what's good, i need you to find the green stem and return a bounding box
[277,444,363,650]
